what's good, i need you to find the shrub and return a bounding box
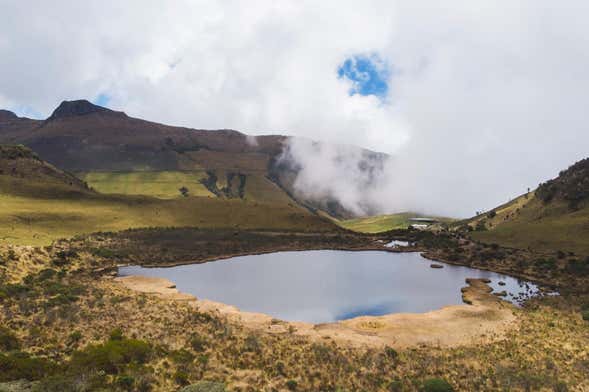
[286,379,298,391]
[174,370,190,386]
[388,380,403,392]
[110,328,124,341]
[68,331,82,345]
[116,374,135,391]
[582,309,589,322]
[566,258,589,275]
[384,346,398,361]
[0,351,58,382]
[421,378,454,392]
[69,337,153,374]
[169,349,195,365]
[190,334,208,352]
[0,327,20,351]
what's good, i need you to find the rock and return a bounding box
[430,263,444,269]
[498,281,506,286]
[494,290,508,297]
[179,381,226,392]
[92,265,118,276]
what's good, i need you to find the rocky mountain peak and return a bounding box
[48,99,126,120]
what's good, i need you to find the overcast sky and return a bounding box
[1,1,589,217]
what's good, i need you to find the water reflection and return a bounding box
[119,251,540,323]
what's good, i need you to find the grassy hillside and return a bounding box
[338,213,416,233]
[339,212,453,233]
[82,171,213,199]
[465,158,589,256]
[471,199,589,255]
[0,175,336,246]
[82,170,296,206]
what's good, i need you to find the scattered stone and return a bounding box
[494,290,508,297]
[430,263,444,269]
[498,281,506,286]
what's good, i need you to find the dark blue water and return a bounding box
[118,251,539,323]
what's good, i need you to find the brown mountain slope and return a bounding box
[0,144,88,191]
[0,100,386,218]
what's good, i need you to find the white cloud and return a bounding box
[1,0,589,217]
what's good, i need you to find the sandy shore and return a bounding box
[114,274,517,348]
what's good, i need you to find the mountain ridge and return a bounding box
[0,99,387,218]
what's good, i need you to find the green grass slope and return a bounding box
[82,171,213,199]
[338,212,453,233]
[466,158,589,256]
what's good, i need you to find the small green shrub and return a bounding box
[69,337,153,374]
[109,328,124,341]
[169,349,195,365]
[0,327,20,351]
[190,334,208,352]
[582,309,589,322]
[388,380,403,392]
[384,346,398,361]
[0,351,58,382]
[286,379,298,391]
[421,378,454,392]
[174,370,190,386]
[116,374,135,391]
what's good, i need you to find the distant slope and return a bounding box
[339,212,454,233]
[0,100,387,218]
[463,158,589,255]
[0,145,338,246]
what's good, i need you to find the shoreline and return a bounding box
[114,271,519,349]
[115,239,557,291]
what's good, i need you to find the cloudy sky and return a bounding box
[2,1,589,217]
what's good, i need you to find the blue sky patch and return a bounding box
[93,93,111,107]
[337,54,390,99]
[12,105,42,119]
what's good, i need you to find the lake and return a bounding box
[118,250,540,323]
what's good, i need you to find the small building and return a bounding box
[408,217,438,230]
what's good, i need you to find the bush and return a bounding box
[0,327,20,351]
[109,328,124,341]
[179,381,226,392]
[0,351,58,382]
[421,378,454,392]
[388,380,403,392]
[116,374,135,391]
[582,309,589,322]
[190,334,208,352]
[174,370,190,386]
[384,346,398,361]
[566,258,589,275]
[286,379,298,391]
[169,349,195,365]
[69,337,153,374]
